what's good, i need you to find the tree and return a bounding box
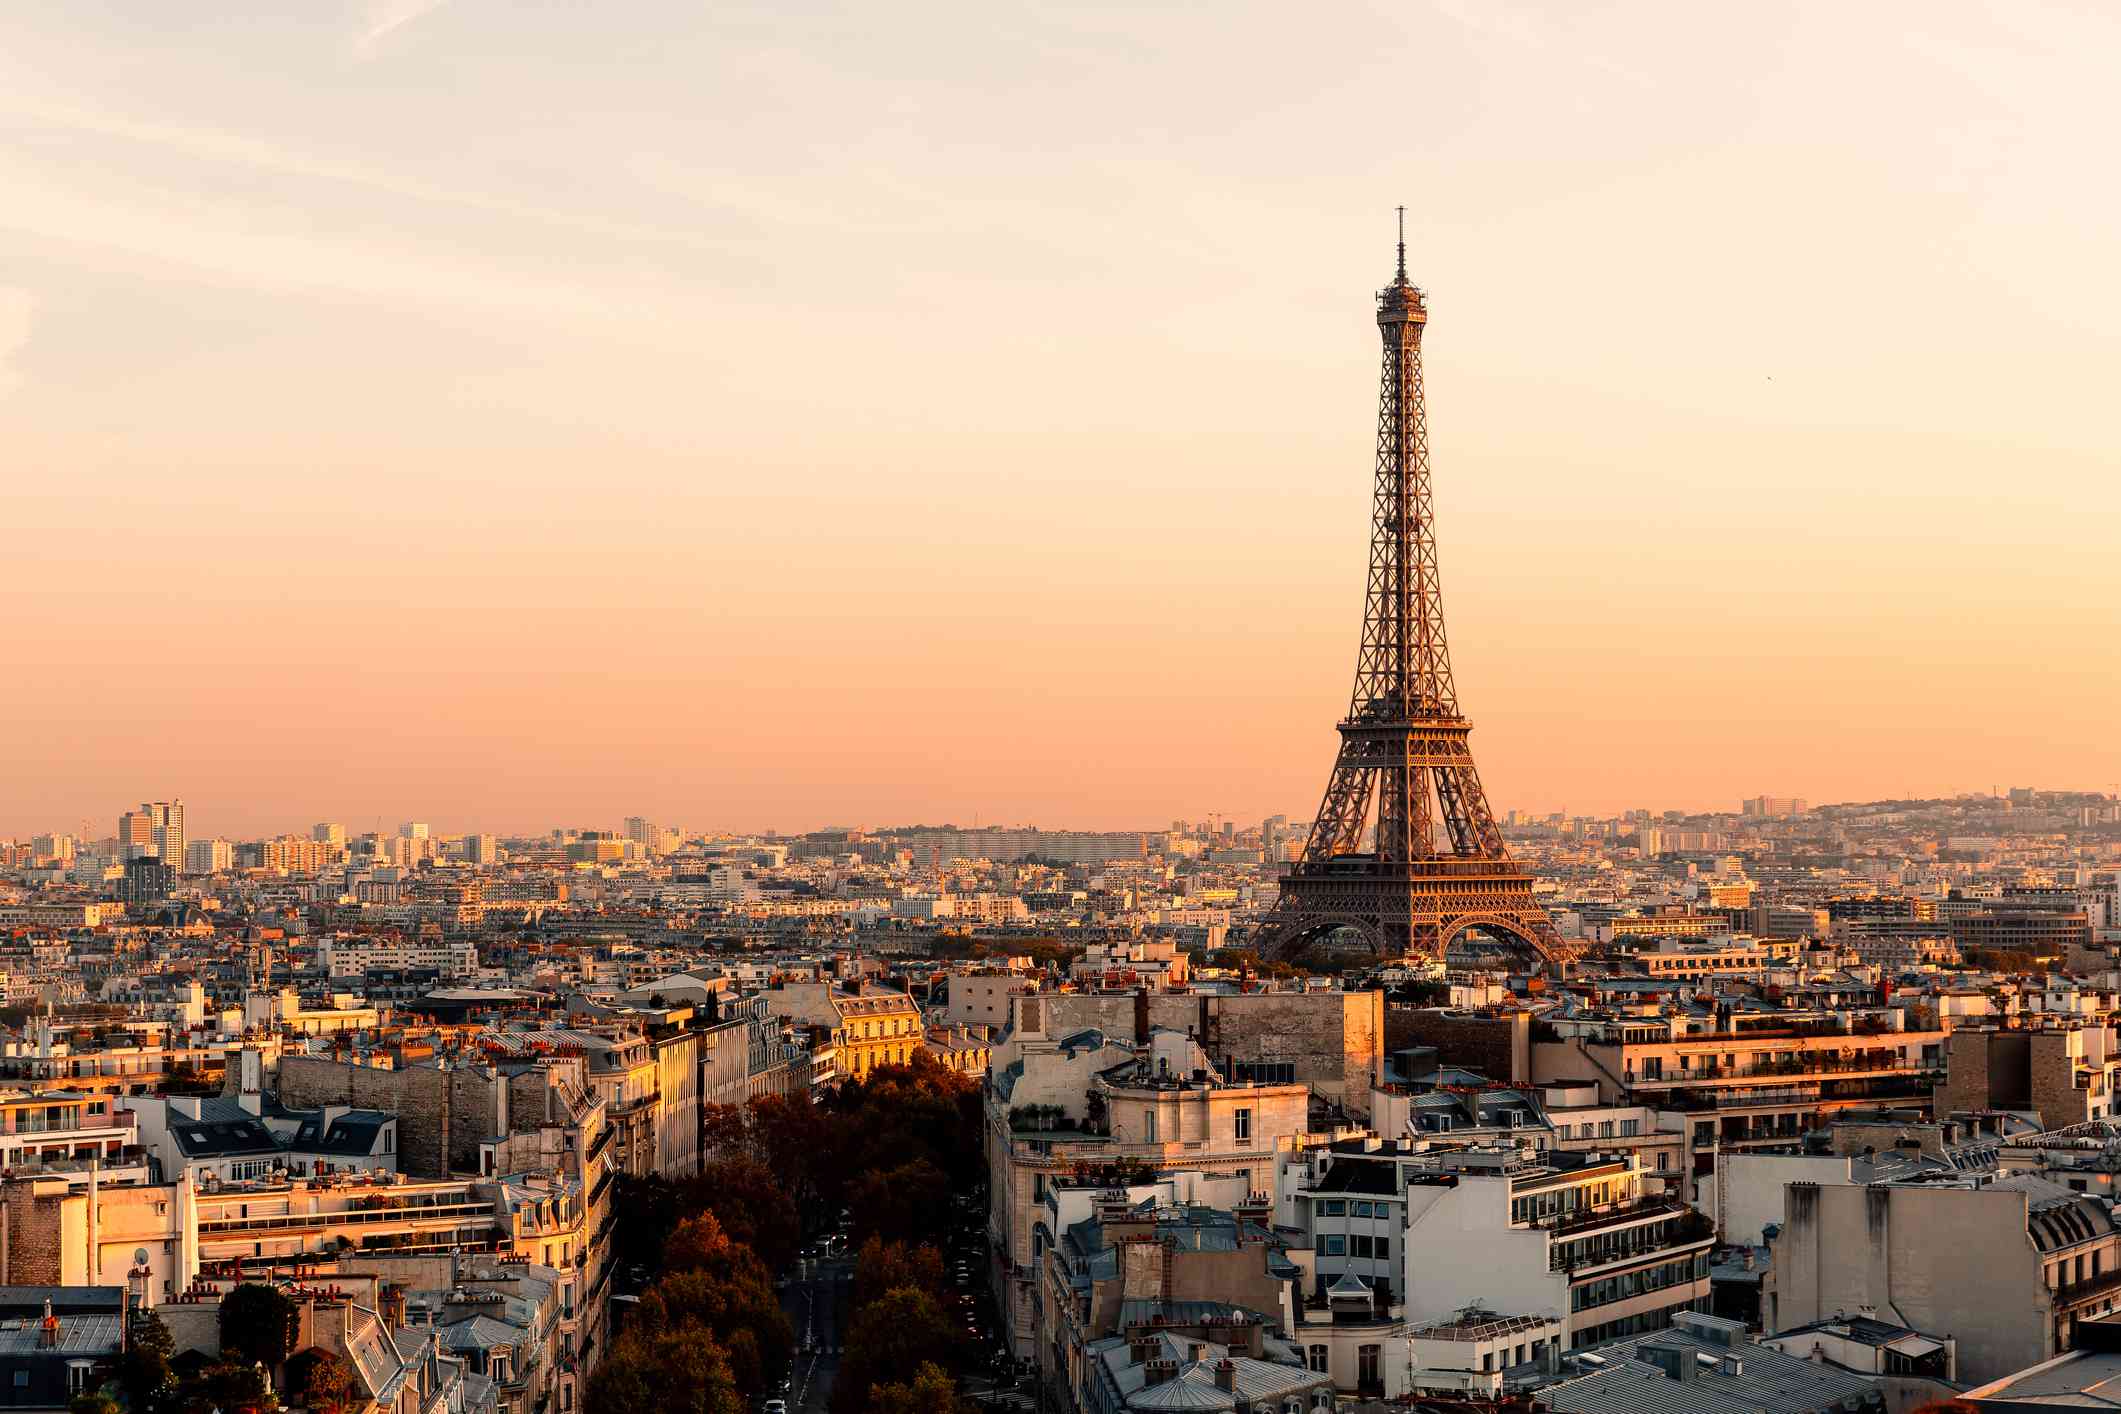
[687,1156,800,1271]
[585,1323,742,1414]
[284,1348,358,1414]
[69,1394,121,1414]
[865,1362,971,1414]
[854,1237,947,1305]
[186,1361,277,1414]
[641,1268,792,1396]
[218,1284,299,1370]
[644,1214,793,1397]
[121,1310,178,1414]
[848,1157,949,1246]
[832,1287,963,1414]
[699,1103,754,1159]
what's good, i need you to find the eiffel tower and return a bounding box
[1256,223,1576,967]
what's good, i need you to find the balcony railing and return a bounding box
[1533,1195,1689,1239]
[197,1200,497,1235]
[1552,1213,1714,1272]
[1635,1058,1938,1087]
[2056,1267,2121,1308]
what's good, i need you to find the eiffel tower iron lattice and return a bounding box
[1255,234,1578,968]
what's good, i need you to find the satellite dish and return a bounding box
[133,1248,149,1266]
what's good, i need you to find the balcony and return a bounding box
[1633,1058,1938,1090]
[1552,1212,1714,1273]
[2056,1267,2121,1309]
[197,1199,497,1236]
[1534,1195,1691,1240]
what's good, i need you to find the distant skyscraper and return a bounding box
[117,809,154,860]
[1741,796,1808,818]
[143,800,185,869]
[464,834,499,865]
[118,800,183,863]
[313,822,346,846]
[400,821,430,840]
[184,838,233,875]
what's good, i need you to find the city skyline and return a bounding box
[14,785,2118,851]
[7,2,2121,836]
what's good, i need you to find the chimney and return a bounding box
[37,1300,57,1349]
[1143,1358,1177,1386]
[1129,1337,1156,1365]
[1214,1358,1237,1393]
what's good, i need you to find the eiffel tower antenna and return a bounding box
[1253,232,1576,969]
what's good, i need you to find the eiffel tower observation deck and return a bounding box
[1254,224,1578,969]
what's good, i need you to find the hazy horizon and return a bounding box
[8,2,2121,839]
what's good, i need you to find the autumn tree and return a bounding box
[218,1284,298,1370]
[832,1286,963,1414]
[853,1237,947,1304]
[647,1214,793,1397]
[121,1310,178,1414]
[847,1157,951,1246]
[284,1348,358,1414]
[865,1362,972,1414]
[688,1155,800,1270]
[586,1323,742,1414]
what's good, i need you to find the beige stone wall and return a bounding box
[1771,1181,2049,1384]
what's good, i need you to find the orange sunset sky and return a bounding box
[5,2,2120,839]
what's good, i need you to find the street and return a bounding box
[779,1254,853,1413]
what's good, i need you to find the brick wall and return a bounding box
[1387,1008,1528,1083]
[0,1179,68,1285]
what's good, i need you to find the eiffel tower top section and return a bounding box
[1351,215,1456,727]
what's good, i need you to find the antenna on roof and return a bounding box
[1395,205,1407,281]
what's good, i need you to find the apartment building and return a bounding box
[1533,1010,1947,1175]
[1939,1024,2121,1130]
[1769,1173,2121,1384]
[318,934,479,979]
[767,980,926,1080]
[987,1018,1309,1359]
[1280,1138,1712,1351]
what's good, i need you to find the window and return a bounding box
[1358,1345,1381,1390]
[1375,1237,1390,1261]
[1352,1236,1372,1259]
[1321,1236,1346,1256]
[1620,1119,1639,1137]
[1318,1200,1345,1216]
[1307,1345,1327,1372]
[1144,1109,1157,1143]
[1234,1108,1252,1142]
[1351,1201,1372,1218]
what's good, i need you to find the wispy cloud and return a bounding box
[0,84,731,256]
[1429,0,1650,86]
[0,289,32,397]
[352,0,452,60]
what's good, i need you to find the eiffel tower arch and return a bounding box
[1254,229,1579,971]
